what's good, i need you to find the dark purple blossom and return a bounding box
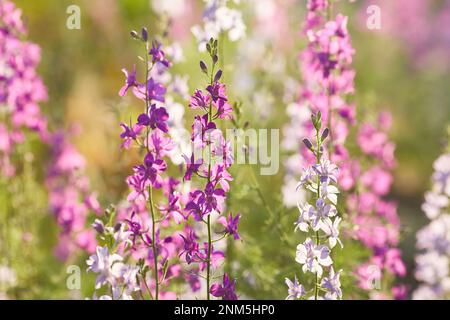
[218,213,241,240]
[210,273,238,300]
[149,41,170,67]
[189,89,211,110]
[180,229,203,264]
[206,82,228,102]
[133,78,166,102]
[137,104,169,133]
[119,65,137,97]
[120,123,144,149]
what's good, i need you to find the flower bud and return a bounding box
[92,219,105,234]
[321,128,329,141]
[214,70,222,82]
[303,138,314,151]
[200,61,208,74]
[141,27,148,42]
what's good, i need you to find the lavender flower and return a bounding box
[286,112,343,300]
[413,151,450,300]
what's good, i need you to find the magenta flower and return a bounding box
[133,78,166,102]
[189,89,211,110]
[218,212,241,240]
[210,273,238,300]
[147,130,173,158]
[149,41,170,67]
[132,152,167,189]
[206,82,228,102]
[182,153,202,181]
[137,104,169,133]
[120,123,144,149]
[180,229,202,264]
[119,65,137,97]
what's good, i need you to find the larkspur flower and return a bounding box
[119,65,137,97]
[295,238,332,278]
[285,276,305,300]
[181,39,238,300]
[414,151,450,299]
[321,267,343,300]
[287,113,342,300]
[218,212,241,240]
[120,123,144,149]
[210,273,238,300]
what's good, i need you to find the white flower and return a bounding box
[322,216,343,249]
[415,252,449,284]
[87,246,125,289]
[311,198,337,231]
[113,223,133,246]
[422,191,449,220]
[295,203,314,232]
[296,238,332,278]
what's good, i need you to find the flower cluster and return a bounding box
[181,38,239,300]
[1,0,100,262]
[192,0,246,52]
[283,0,405,298]
[0,0,49,177]
[351,113,406,299]
[286,112,343,300]
[413,152,450,299]
[113,28,190,299]
[46,130,101,260]
[282,0,356,208]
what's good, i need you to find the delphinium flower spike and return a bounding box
[286,112,343,300]
[88,27,187,300]
[413,145,450,300]
[182,38,239,300]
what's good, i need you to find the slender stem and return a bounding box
[204,60,215,300]
[148,186,159,300]
[143,43,159,300]
[206,214,212,300]
[314,128,322,300]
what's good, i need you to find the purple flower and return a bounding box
[147,130,173,158]
[218,212,241,240]
[119,65,137,97]
[133,78,166,102]
[285,276,305,300]
[182,153,202,181]
[189,89,211,110]
[137,104,169,133]
[203,182,225,214]
[149,41,170,67]
[186,273,201,292]
[206,82,228,102]
[191,114,217,148]
[210,163,233,192]
[159,194,184,224]
[210,273,238,300]
[132,152,167,189]
[199,243,224,271]
[320,267,342,300]
[214,98,233,119]
[180,229,202,264]
[120,123,144,149]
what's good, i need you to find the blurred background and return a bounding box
[3,0,450,298]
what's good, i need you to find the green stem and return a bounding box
[206,214,212,300]
[149,187,159,300]
[314,128,322,300]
